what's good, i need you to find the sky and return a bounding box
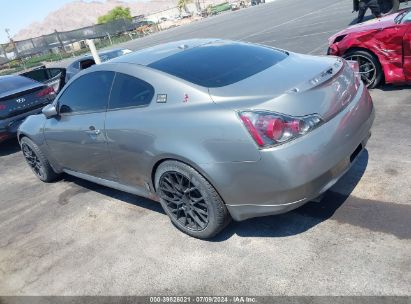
[0,0,136,44]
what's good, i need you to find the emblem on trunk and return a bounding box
[16,98,26,103]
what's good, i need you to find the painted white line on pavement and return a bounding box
[241,0,347,40]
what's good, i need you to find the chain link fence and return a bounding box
[0,15,158,73]
[0,1,233,75]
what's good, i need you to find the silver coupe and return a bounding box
[18,39,375,238]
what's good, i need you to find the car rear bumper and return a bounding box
[200,83,375,221]
[225,134,370,221]
[0,107,44,143]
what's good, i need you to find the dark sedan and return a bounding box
[65,48,131,82]
[0,75,56,143]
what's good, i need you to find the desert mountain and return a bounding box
[14,0,179,41]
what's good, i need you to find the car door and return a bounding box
[44,71,117,180]
[104,72,155,193]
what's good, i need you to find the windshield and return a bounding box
[100,50,124,62]
[395,9,411,23]
[148,41,288,88]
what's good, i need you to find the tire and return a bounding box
[155,160,230,239]
[20,137,60,182]
[379,0,400,15]
[343,49,383,89]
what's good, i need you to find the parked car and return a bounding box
[0,75,56,143]
[230,1,242,10]
[328,8,411,88]
[180,12,192,18]
[251,0,265,6]
[65,48,131,82]
[21,66,66,93]
[18,39,374,238]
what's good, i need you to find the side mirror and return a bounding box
[42,104,58,118]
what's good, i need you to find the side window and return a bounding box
[109,72,154,110]
[58,71,114,114]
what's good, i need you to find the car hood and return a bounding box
[209,52,357,120]
[329,13,398,44]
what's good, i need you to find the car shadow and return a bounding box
[60,150,368,241]
[349,15,376,26]
[0,138,21,157]
[61,174,165,215]
[379,83,411,91]
[210,149,369,242]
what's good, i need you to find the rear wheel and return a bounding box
[344,50,383,89]
[155,160,230,239]
[20,137,59,182]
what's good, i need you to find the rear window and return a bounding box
[22,69,49,82]
[148,42,288,87]
[0,76,39,95]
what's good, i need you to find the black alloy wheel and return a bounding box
[22,143,46,180]
[20,136,59,182]
[379,0,400,15]
[158,171,209,231]
[155,160,230,239]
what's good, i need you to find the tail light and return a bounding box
[0,104,6,110]
[239,111,323,148]
[0,132,9,142]
[36,87,55,97]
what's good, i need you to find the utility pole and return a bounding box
[86,39,101,64]
[0,44,7,60]
[54,29,66,53]
[5,28,11,40]
[5,28,19,58]
[106,32,113,45]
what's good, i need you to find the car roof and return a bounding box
[108,39,288,88]
[109,39,219,66]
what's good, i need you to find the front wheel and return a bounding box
[155,160,230,239]
[343,50,383,89]
[20,137,60,182]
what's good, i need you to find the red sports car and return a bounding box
[328,8,411,88]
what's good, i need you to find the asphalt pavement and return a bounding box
[1,0,410,296]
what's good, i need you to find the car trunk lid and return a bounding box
[0,83,52,119]
[208,53,358,121]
